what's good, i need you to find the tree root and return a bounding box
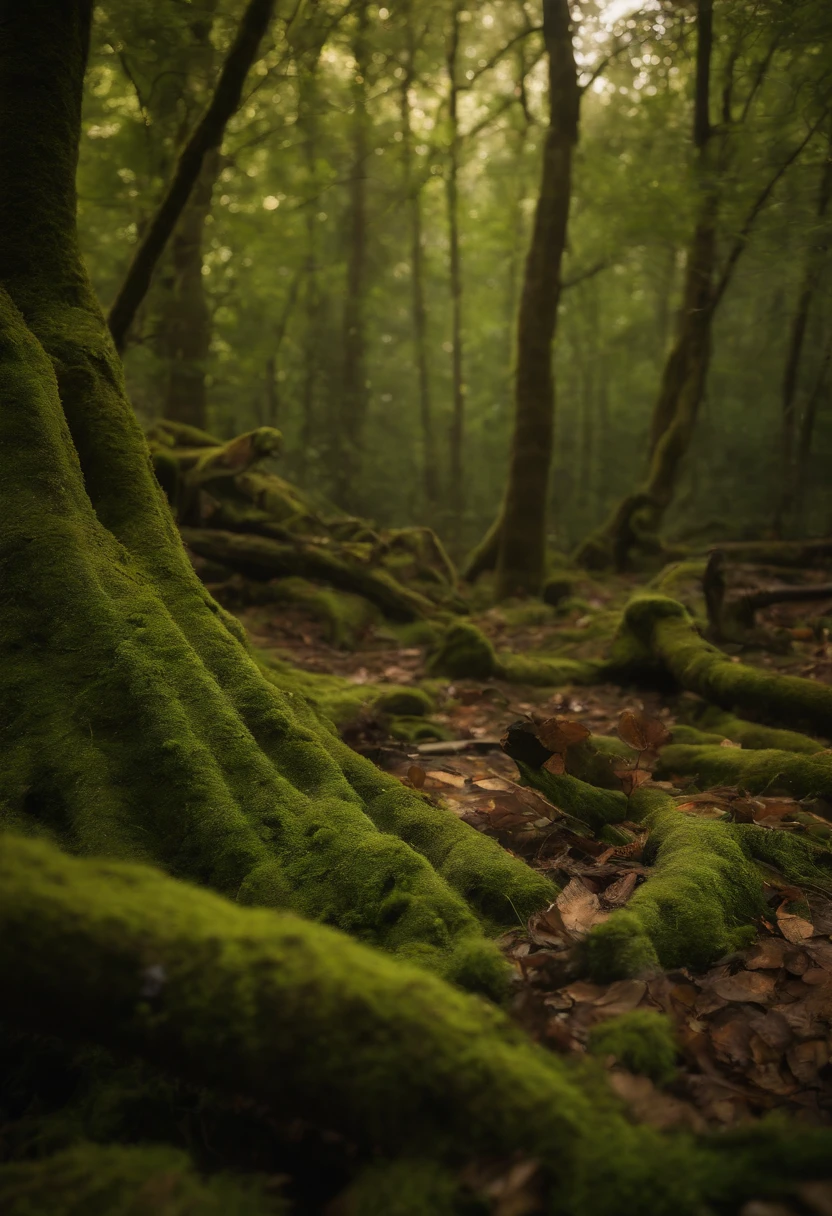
[427,622,600,686]
[657,742,832,812]
[674,705,827,754]
[586,788,765,981]
[618,595,832,735]
[0,1143,285,1216]
[6,833,832,1216]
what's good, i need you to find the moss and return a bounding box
[0,1143,286,1215]
[428,622,498,680]
[620,595,832,736]
[497,652,601,687]
[587,1011,677,1085]
[267,577,380,649]
[333,1160,467,1215]
[587,788,765,981]
[683,705,827,754]
[515,763,629,832]
[657,743,832,808]
[388,716,453,744]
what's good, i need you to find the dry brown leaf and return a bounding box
[601,871,638,908]
[608,1071,705,1132]
[786,1039,828,1085]
[536,716,590,755]
[709,971,777,1005]
[745,939,788,970]
[527,903,569,948]
[564,980,605,1003]
[710,1015,752,1068]
[426,769,468,789]
[777,905,814,944]
[555,878,609,936]
[676,801,730,819]
[614,767,653,796]
[407,765,426,789]
[617,708,671,753]
[543,752,566,775]
[798,1180,832,1216]
[593,979,646,1016]
[473,777,511,792]
[719,737,742,748]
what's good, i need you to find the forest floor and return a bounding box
[238,569,832,1184]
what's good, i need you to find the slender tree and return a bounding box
[774,133,832,532]
[464,0,579,596]
[445,0,467,523]
[400,1,439,511]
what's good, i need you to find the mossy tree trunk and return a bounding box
[333,0,371,511]
[0,0,553,1002]
[445,0,467,525]
[471,0,579,598]
[401,5,439,514]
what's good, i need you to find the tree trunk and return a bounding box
[774,137,832,533]
[795,327,832,530]
[445,1,466,522]
[107,0,277,352]
[298,47,323,482]
[494,0,579,598]
[401,6,439,511]
[160,147,221,429]
[574,0,717,569]
[334,1,371,510]
[0,0,551,1004]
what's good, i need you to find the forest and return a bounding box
[5,0,832,1212]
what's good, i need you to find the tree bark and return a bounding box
[795,328,832,529]
[333,1,371,510]
[160,148,221,429]
[107,0,277,352]
[297,46,324,482]
[401,5,439,511]
[445,1,467,522]
[774,137,832,533]
[494,0,579,598]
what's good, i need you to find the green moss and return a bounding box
[587,788,765,981]
[515,763,629,832]
[683,705,827,754]
[334,1160,466,1215]
[267,577,380,649]
[388,716,453,744]
[498,652,601,687]
[0,1143,285,1215]
[588,1011,677,1085]
[657,743,832,807]
[428,623,497,680]
[620,595,832,736]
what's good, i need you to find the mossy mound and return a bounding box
[588,1011,678,1086]
[428,622,498,680]
[586,788,764,981]
[0,1143,286,1216]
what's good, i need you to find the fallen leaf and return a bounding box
[473,777,511,792]
[787,1039,827,1085]
[426,770,468,789]
[564,980,605,1003]
[614,767,653,796]
[543,752,566,775]
[593,979,646,1016]
[536,717,590,755]
[608,1071,705,1131]
[709,971,777,1004]
[556,878,609,936]
[777,905,814,944]
[527,903,569,948]
[710,1014,752,1068]
[745,939,788,970]
[407,765,426,789]
[601,871,638,908]
[799,1180,832,1216]
[719,737,742,748]
[617,708,671,753]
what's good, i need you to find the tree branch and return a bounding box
[107,0,278,353]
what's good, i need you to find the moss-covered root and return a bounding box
[332,1161,463,1216]
[620,595,832,736]
[0,1143,285,1216]
[427,621,599,686]
[657,743,832,810]
[8,834,832,1216]
[676,705,827,754]
[587,1011,678,1086]
[515,763,629,833]
[586,788,765,981]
